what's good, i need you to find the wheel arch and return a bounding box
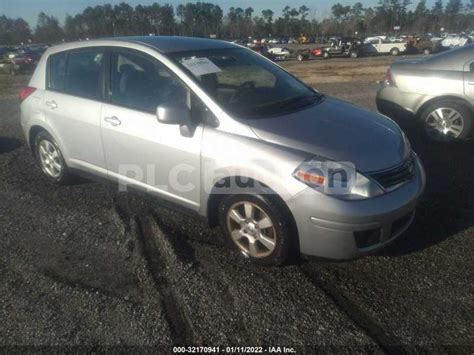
[28,125,47,157]
[416,95,474,118]
[207,176,297,229]
[206,175,300,256]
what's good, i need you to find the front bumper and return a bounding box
[286,154,426,259]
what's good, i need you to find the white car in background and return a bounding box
[364,37,407,56]
[267,47,291,59]
[441,35,471,48]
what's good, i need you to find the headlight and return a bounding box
[292,157,384,200]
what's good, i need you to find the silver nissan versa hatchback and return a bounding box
[20,36,426,265]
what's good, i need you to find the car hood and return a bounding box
[246,96,409,173]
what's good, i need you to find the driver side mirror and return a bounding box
[157,103,196,137]
[157,104,191,125]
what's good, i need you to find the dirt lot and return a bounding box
[281,55,397,84]
[0,56,473,352]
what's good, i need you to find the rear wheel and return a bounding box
[218,194,292,266]
[34,131,73,183]
[323,51,330,59]
[350,51,359,58]
[390,47,400,56]
[420,100,473,142]
[297,54,304,62]
[423,48,431,55]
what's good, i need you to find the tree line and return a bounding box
[0,0,473,45]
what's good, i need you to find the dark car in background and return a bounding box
[407,36,443,55]
[313,37,364,59]
[0,55,36,75]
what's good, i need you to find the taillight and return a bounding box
[385,68,395,86]
[19,86,36,102]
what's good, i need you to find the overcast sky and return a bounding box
[1,0,442,27]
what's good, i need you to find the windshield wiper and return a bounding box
[234,92,323,118]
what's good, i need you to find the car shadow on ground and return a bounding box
[377,116,474,257]
[0,136,22,154]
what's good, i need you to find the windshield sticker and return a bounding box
[180,57,221,77]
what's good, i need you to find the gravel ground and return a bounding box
[0,59,473,353]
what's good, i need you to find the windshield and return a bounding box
[168,48,321,118]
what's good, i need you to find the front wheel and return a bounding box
[296,54,304,62]
[218,194,293,266]
[420,101,473,142]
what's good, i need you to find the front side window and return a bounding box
[64,49,104,99]
[48,52,67,91]
[169,48,320,118]
[110,50,188,113]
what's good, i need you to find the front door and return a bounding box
[100,48,203,210]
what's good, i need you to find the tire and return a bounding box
[34,131,73,184]
[390,47,400,56]
[297,54,304,62]
[323,51,330,59]
[350,51,359,58]
[218,193,293,266]
[423,48,431,55]
[420,100,473,142]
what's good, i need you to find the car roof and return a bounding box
[106,36,237,53]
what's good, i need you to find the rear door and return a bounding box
[100,48,203,209]
[43,48,107,174]
[464,60,474,100]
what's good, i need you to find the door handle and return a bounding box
[45,100,57,109]
[104,116,121,126]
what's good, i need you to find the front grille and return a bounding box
[369,156,414,190]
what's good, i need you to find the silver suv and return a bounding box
[20,36,425,265]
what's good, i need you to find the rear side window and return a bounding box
[48,52,67,91]
[64,49,104,99]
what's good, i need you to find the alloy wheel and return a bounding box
[425,107,465,141]
[226,201,276,258]
[38,140,63,178]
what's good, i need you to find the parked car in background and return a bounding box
[0,55,35,75]
[267,47,291,60]
[365,37,407,56]
[250,45,276,61]
[407,36,443,55]
[20,36,425,265]
[0,46,15,57]
[441,35,472,49]
[313,37,364,59]
[377,44,474,141]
